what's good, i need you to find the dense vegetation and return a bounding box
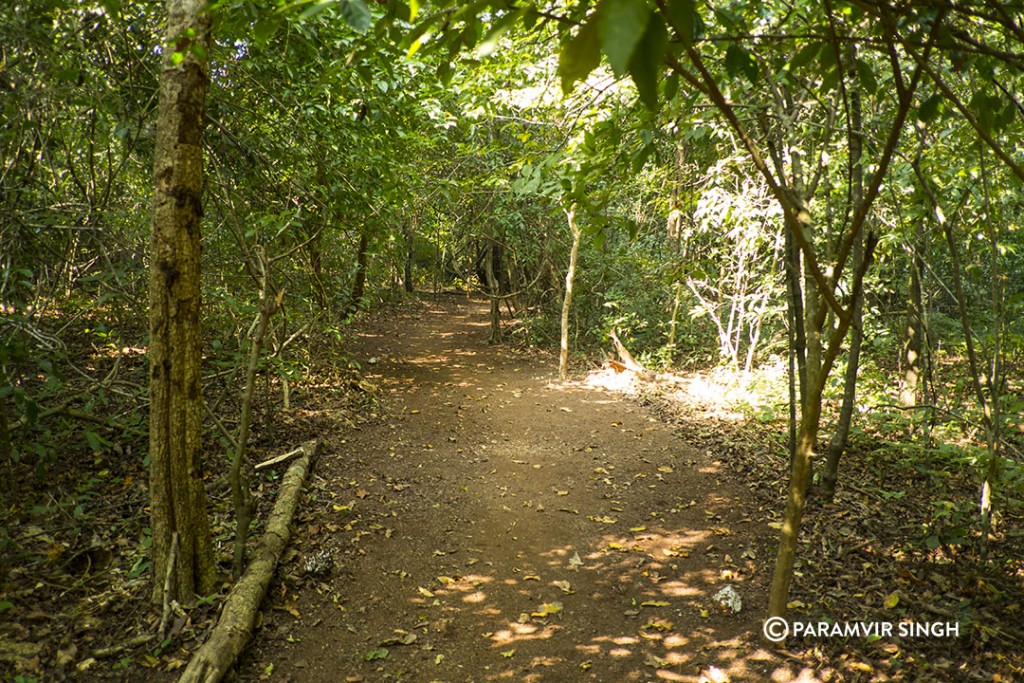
[1,0,1022,680]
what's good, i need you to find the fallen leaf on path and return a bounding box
[363,648,389,661]
[418,587,435,598]
[380,631,417,646]
[643,619,674,632]
[531,601,563,618]
[568,552,583,567]
[553,580,574,594]
[640,600,669,608]
[501,650,515,658]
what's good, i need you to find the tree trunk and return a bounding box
[559,204,581,381]
[345,229,369,317]
[768,232,877,620]
[822,71,865,501]
[404,225,415,293]
[308,229,329,310]
[783,229,806,468]
[148,0,215,607]
[899,235,925,409]
[483,237,501,343]
[665,138,685,254]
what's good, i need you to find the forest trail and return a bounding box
[239,294,787,683]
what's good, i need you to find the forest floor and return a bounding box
[233,293,792,683]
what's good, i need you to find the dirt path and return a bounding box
[239,295,790,683]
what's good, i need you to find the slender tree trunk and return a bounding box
[308,229,329,310]
[559,204,581,381]
[822,73,865,500]
[148,0,215,607]
[899,235,925,409]
[230,249,277,579]
[404,224,415,293]
[665,139,685,254]
[345,229,369,317]
[769,232,878,619]
[783,229,806,467]
[483,237,501,342]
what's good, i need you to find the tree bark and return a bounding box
[559,204,581,381]
[404,224,415,293]
[483,237,501,343]
[345,229,369,317]
[149,0,215,607]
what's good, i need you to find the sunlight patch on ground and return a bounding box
[572,360,793,423]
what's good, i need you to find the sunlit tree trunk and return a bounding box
[559,204,581,381]
[148,0,215,607]
[899,235,925,410]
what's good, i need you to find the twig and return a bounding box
[254,445,304,472]
[92,634,156,659]
[159,532,178,641]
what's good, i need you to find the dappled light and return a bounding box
[4,0,1022,679]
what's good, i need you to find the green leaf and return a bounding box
[855,58,877,95]
[25,399,38,426]
[364,648,389,661]
[969,91,1001,133]
[598,0,651,78]
[994,97,1016,131]
[85,431,104,453]
[789,42,821,70]
[725,43,758,83]
[663,0,695,45]
[559,15,601,94]
[338,0,372,32]
[627,13,667,110]
[663,72,679,101]
[916,94,942,122]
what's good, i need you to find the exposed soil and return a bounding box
[230,294,797,683]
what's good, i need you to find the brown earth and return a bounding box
[230,294,807,683]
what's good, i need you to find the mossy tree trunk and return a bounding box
[148,0,216,607]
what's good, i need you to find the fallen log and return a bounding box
[608,329,655,381]
[178,438,321,683]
